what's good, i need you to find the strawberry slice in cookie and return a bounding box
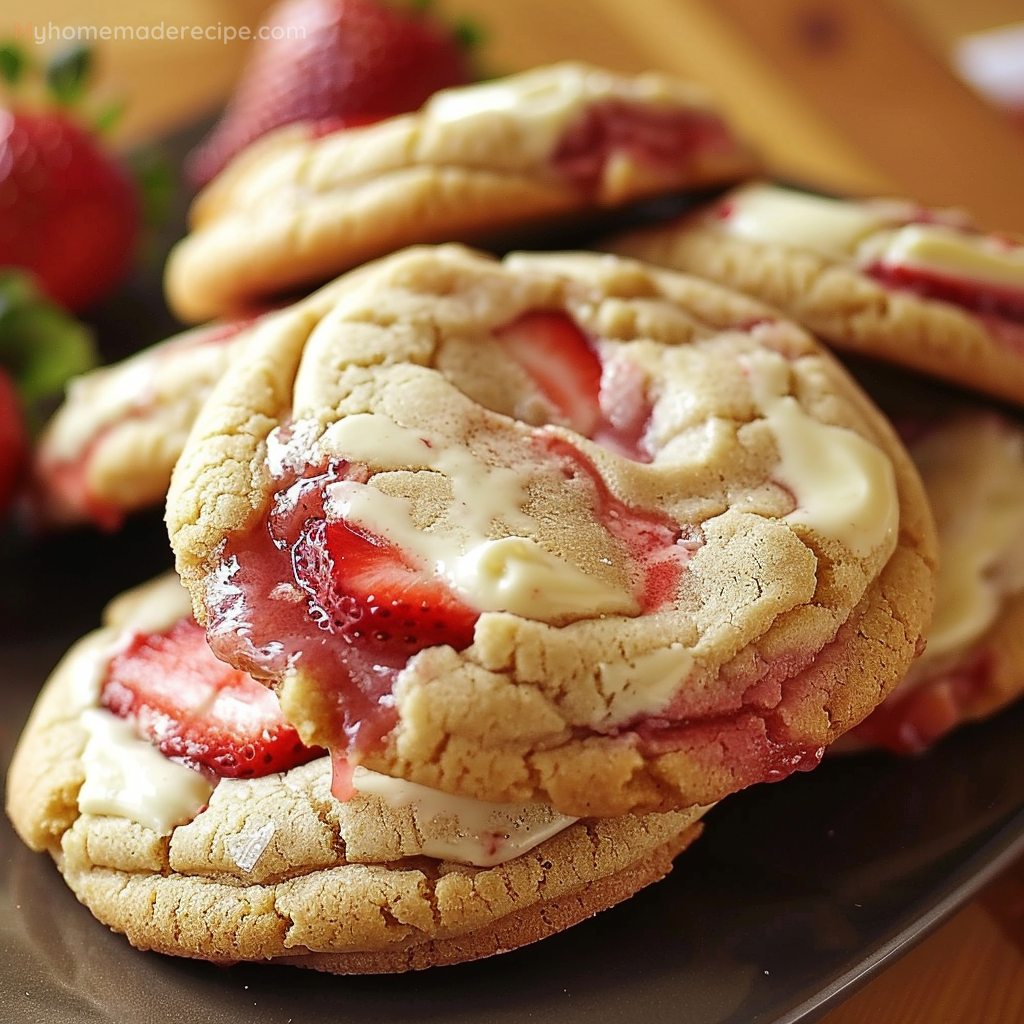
[844,409,1024,754]
[495,310,654,458]
[165,62,758,323]
[607,182,1024,407]
[168,245,936,818]
[101,614,323,779]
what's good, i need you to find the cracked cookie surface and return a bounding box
[167,244,937,817]
[5,574,705,971]
[164,61,758,323]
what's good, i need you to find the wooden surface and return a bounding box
[13,0,1024,1020]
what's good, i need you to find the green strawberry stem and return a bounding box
[45,44,93,106]
[0,270,98,430]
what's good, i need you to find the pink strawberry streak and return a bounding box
[550,98,739,194]
[594,355,654,462]
[533,431,693,612]
[865,260,1024,331]
[633,636,836,789]
[848,648,995,754]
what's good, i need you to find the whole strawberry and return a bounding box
[0,45,140,312]
[187,0,476,187]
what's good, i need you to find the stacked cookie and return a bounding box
[21,58,1021,973]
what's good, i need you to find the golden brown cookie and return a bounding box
[166,243,937,817]
[841,408,1024,753]
[31,320,255,530]
[5,574,706,971]
[607,182,1024,407]
[164,62,758,323]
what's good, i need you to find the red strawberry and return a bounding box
[294,516,478,657]
[495,310,604,436]
[0,109,140,312]
[101,616,322,778]
[0,364,28,510]
[187,0,474,187]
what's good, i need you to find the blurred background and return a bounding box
[13,0,1024,227]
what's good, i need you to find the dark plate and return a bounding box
[4,128,1024,1024]
[3,514,1024,1024]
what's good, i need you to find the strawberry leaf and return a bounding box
[93,98,126,135]
[0,43,28,88]
[45,44,92,106]
[0,270,97,425]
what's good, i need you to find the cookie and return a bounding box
[606,182,1024,407]
[5,574,706,971]
[32,320,255,530]
[164,62,759,323]
[166,243,937,817]
[842,408,1024,753]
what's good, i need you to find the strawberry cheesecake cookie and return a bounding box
[6,574,706,971]
[164,62,758,323]
[607,183,1024,406]
[32,319,256,530]
[166,244,937,817]
[844,410,1024,753]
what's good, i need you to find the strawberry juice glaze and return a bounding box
[205,434,694,768]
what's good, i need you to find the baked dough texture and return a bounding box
[607,183,1024,407]
[5,576,706,971]
[166,244,937,817]
[164,62,758,322]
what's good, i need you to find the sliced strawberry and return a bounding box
[101,616,322,778]
[293,516,478,657]
[495,309,654,460]
[495,310,604,436]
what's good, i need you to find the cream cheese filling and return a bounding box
[743,349,899,558]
